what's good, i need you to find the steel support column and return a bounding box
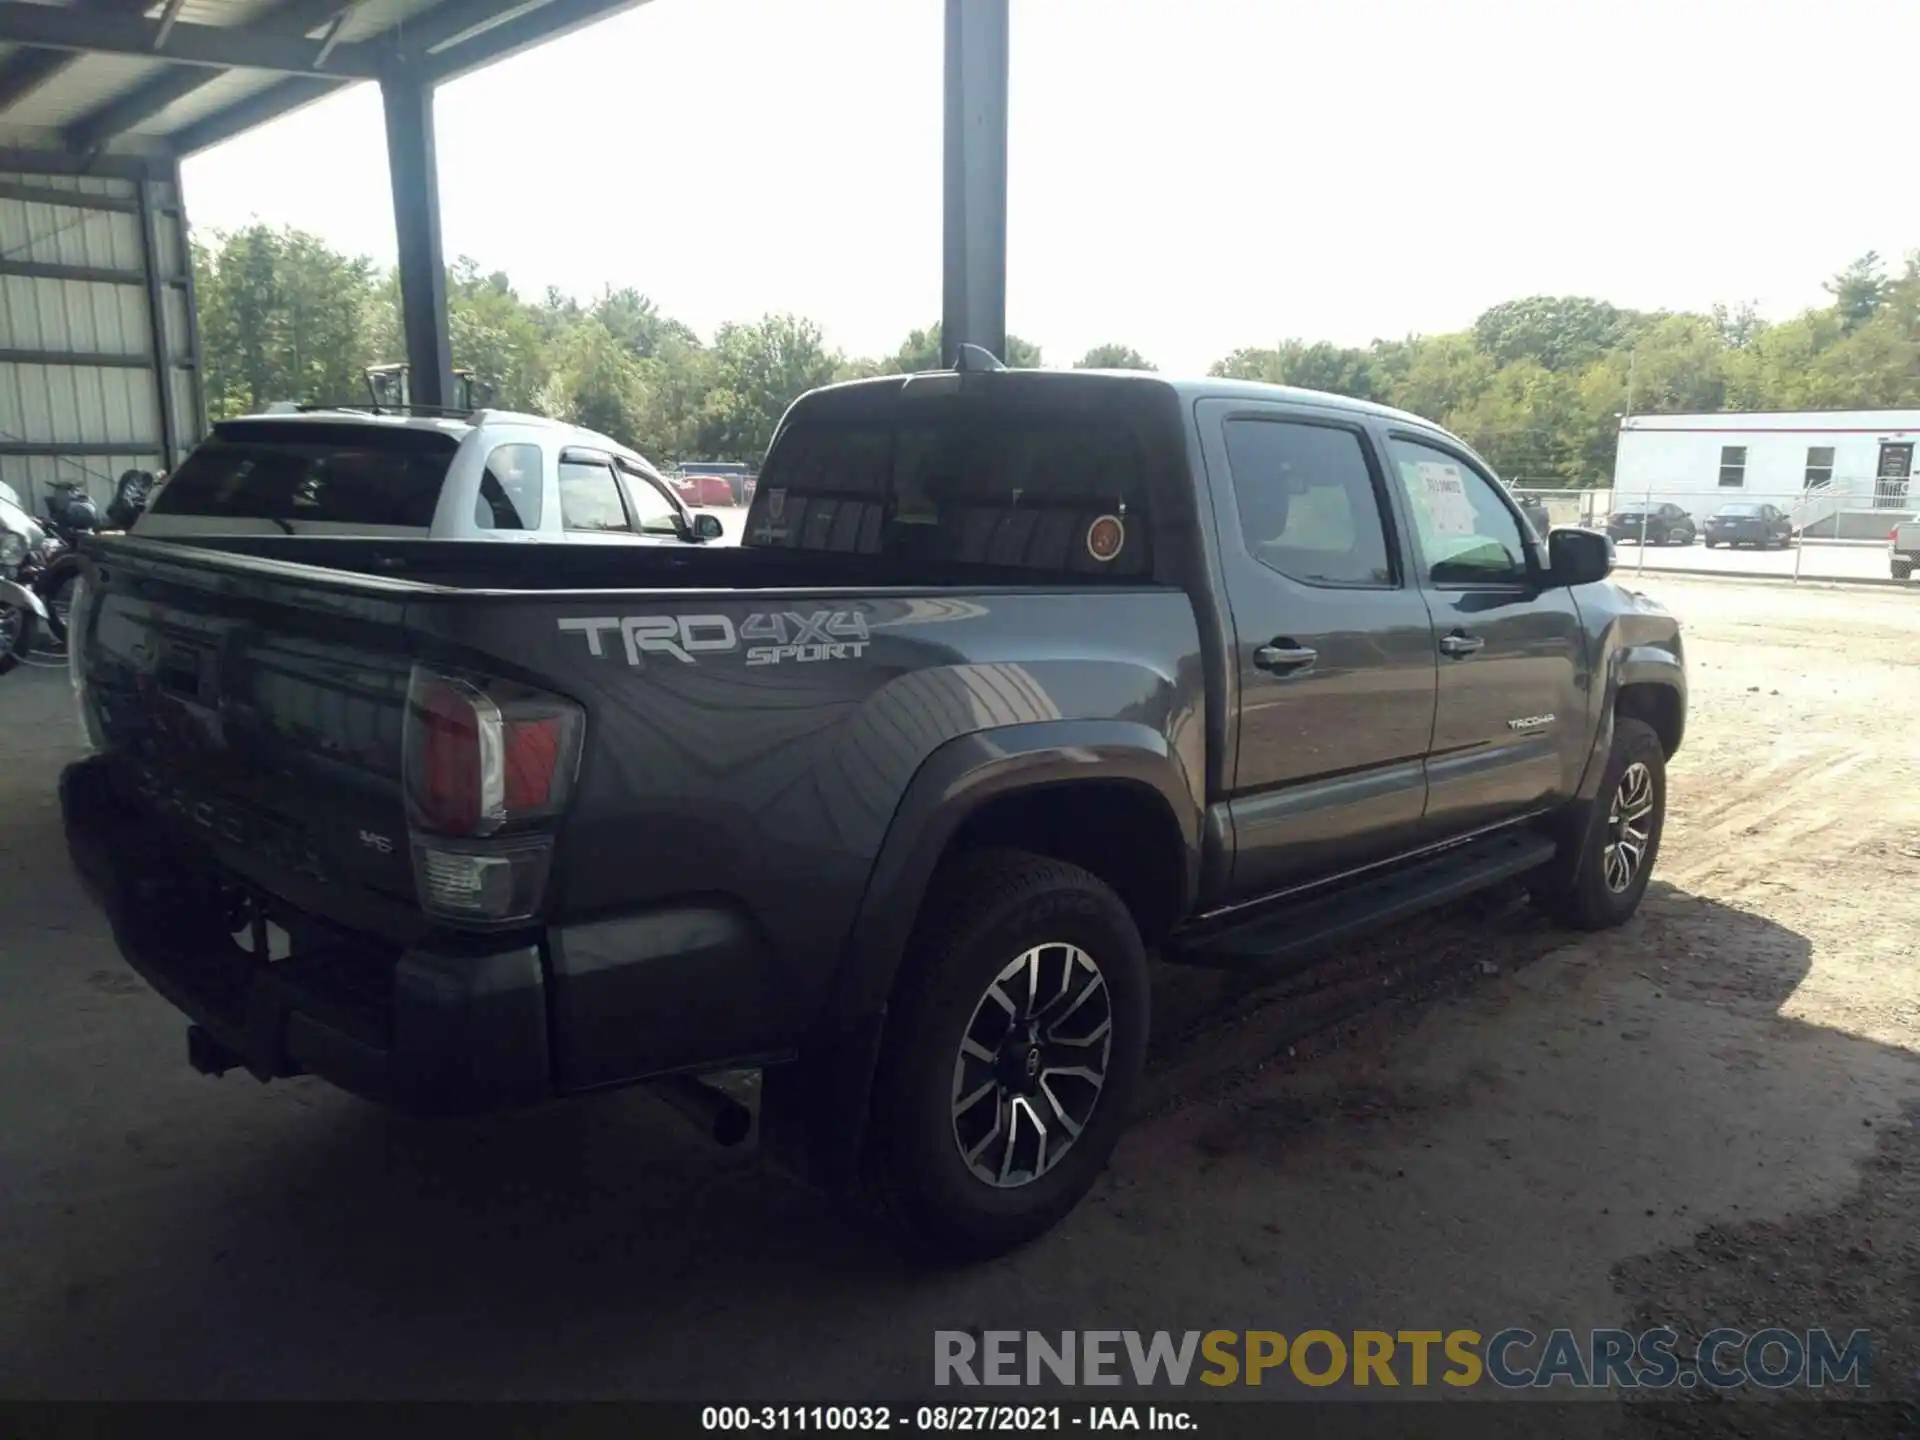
[170,160,208,451]
[382,72,451,410]
[940,0,1008,367]
[136,178,179,470]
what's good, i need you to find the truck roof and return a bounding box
[220,407,669,475]
[798,368,1446,433]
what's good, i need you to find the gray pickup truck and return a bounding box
[59,366,1685,1260]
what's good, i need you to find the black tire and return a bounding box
[860,849,1148,1261]
[1894,558,1914,581]
[0,602,36,677]
[37,557,80,647]
[1529,716,1666,931]
[1703,539,1717,549]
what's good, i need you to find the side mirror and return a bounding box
[1548,526,1614,587]
[692,511,725,541]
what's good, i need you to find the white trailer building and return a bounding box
[1613,409,1920,538]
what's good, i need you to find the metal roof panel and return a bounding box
[0,0,654,154]
[134,64,286,133]
[0,52,176,128]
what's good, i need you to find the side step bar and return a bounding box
[1164,828,1556,971]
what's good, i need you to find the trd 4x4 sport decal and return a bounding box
[557,610,871,667]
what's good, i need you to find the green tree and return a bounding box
[1825,253,1888,333]
[447,258,554,411]
[1075,343,1155,370]
[196,223,382,416]
[537,319,647,445]
[1210,340,1376,397]
[696,313,842,460]
[1471,296,1639,373]
[592,286,698,359]
[183,225,1920,495]
[883,322,1042,372]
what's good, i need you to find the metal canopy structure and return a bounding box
[0,0,1008,508]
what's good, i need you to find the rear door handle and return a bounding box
[1439,631,1484,658]
[1254,642,1318,673]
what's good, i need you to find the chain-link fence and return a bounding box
[1510,482,1917,586]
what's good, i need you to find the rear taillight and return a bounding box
[401,665,584,924]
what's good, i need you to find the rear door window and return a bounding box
[473,442,544,531]
[558,457,632,532]
[150,422,457,527]
[1222,418,1393,587]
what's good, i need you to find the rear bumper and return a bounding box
[60,755,552,1116]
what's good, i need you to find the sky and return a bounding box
[180,0,1920,375]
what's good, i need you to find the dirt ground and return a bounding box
[0,576,1916,1426]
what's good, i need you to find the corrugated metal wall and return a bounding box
[0,156,203,519]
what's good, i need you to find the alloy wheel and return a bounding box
[950,942,1113,1188]
[1603,761,1655,893]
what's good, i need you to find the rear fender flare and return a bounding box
[761,721,1199,1196]
[833,718,1202,1026]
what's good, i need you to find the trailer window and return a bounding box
[1804,446,1835,490]
[1718,445,1747,488]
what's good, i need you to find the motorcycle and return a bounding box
[32,470,156,653]
[0,481,52,677]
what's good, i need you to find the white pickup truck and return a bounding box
[1893,516,1920,581]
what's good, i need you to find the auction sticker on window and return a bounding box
[1416,461,1477,536]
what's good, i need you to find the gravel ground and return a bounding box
[0,575,1915,1425]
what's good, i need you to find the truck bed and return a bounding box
[69,530,1203,1073]
[106,532,1170,595]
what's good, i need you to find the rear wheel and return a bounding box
[1895,558,1914,581]
[1530,716,1666,930]
[0,601,35,677]
[860,850,1148,1261]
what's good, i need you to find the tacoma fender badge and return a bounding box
[1507,714,1557,731]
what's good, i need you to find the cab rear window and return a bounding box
[151,422,459,527]
[745,400,1154,577]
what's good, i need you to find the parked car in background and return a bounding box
[1512,492,1552,539]
[1703,501,1793,549]
[132,409,726,548]
[677,460,754,505]
[674,472,739,508]
[1606,501,1696,546]
[1891,516,1920,580]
